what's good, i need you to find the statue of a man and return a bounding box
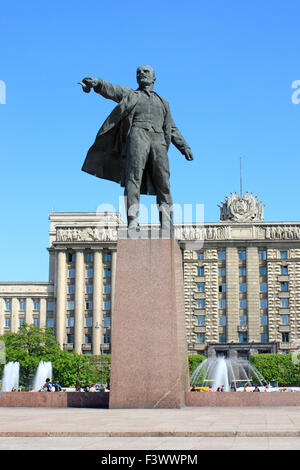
[80,65,194,235]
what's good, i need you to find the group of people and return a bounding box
[190,383,272,392]
[39,379,108,392]
[38,378,62,392]
[75,384,108,392]
[9,379,109,392]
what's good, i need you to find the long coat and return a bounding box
[81,80,190,195]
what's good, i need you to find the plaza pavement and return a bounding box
[0,406,300,450]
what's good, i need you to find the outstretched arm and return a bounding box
[80,77,131,103]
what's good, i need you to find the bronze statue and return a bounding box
[79,65,193,235]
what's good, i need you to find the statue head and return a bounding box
[136,65,156,88]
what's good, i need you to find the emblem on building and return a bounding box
[219,192,265,222]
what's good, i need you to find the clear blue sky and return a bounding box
[0,0,299,281]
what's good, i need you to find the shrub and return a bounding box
[250,353,300,386]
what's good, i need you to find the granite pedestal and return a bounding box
[109,238,189,409]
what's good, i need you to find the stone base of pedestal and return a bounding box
[109,238,189,409]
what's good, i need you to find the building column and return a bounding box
[226,247,239,342]
[74,250,85,354]
[56,250,67,348]
[111,250,117,324]
[49,250,56,283]
[25,298,33,325]
[0,298,4,336]
[11,297,18,333]
[247,247,260,342]
[93,250,103,355]
[40,298,47,329]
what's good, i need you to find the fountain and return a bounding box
[33,361,52,391]
[190,356,267,391]
[1,362,20,392]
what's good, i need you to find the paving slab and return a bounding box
[0,406,300,438]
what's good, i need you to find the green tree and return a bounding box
[51,350,80,387]
[188,354,206,376]
[0,324,63,389]
[250,353,300,386]
[76,354,111,388]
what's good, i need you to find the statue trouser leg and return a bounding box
[125,127,150,230]
[147,132,173,236]
[125,128,173,235]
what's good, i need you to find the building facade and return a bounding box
[1,193,300,359]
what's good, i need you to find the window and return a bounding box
[197,282,205,293]
[281,266,288,275]
[68,268,75,279]
[219,267,226,277]
[196,299,205,309]
[219,333,226,343]
[104,300,111,310]
[33,300,40,311]
[19,318,25,327]
[67,300,75,311]
[281,298,289,308]
[67,334,74,344]
[103,334,111,344]
[67,317,74,327]
[197,251,204,260]
[86,252,94,263]
[104,268,111,278]
[259,250,267,260]
[103,252,111,263]
[68,252,75,263]
[218,283,226,293]
[33,317,39,327]
[281,282,288,292]
[103,317,111,328]
[260,298,268,309]
[239,332,248,343]
[85,284,93,294]
[85,335,92,344]
[219,315,226,326]
[85,317,93,327]
[68,284,75,294]
[197,315,205,326]
[47,318,54,328]
[197,333,205,344]
[282,332,289,343]
[260,282,268,293]
[260,315,268,326]
[103,284,111,294]
[86,268,93,279]
[240,299,247,309]
[239,283,247,293]
[219,299,226,310]
[281,315,289,326]
[5,317,11,328]
[239,267,246,277]
[239,315,247,326]
[261,333,268,343]
[85,300,93,310]
[280,251,288,260]
[5,300,11,311]
[259,266,267,276]
[197,266,204,276]
[218,250,226,261]
[19,299,26,311]
[47,301,54,311]
[238,250,246,260]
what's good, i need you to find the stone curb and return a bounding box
[0,431,299,438]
